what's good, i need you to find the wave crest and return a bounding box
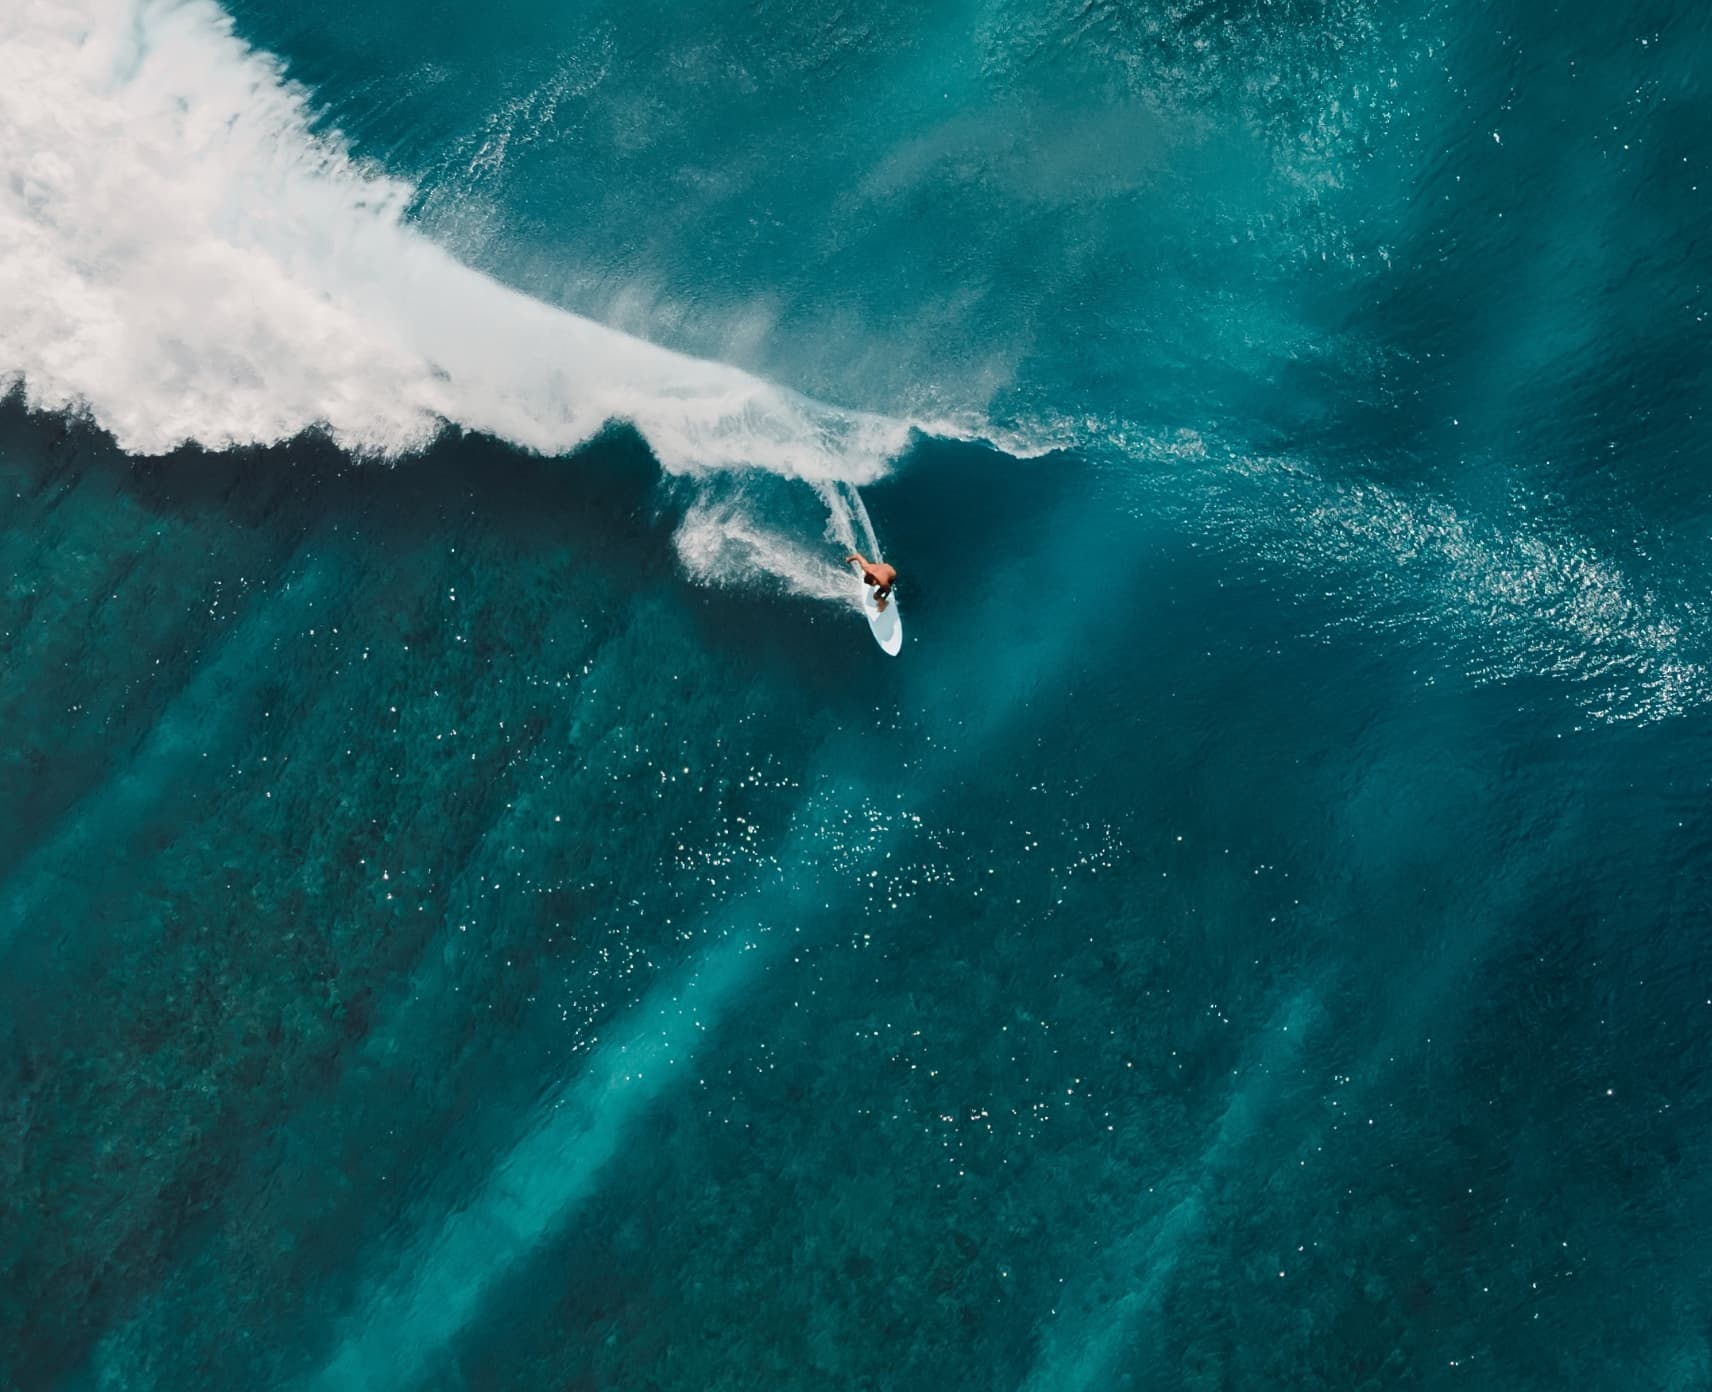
[0,0,906,481]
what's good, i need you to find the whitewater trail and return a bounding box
[0,0,907,489]
[672,479,885,608]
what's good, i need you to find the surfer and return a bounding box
[845,552,897,611]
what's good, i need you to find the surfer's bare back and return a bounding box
[846,552,897,611]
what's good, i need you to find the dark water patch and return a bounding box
[0,401,873,1388]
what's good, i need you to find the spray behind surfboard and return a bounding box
[672,478,888,614]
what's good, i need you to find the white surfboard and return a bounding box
[853,562,902,656]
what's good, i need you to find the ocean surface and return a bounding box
[3,0,1711,1387]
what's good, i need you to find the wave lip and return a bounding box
[0,0,907,482]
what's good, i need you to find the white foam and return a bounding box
[1071,413,1709,726]
[1217,454,1710,725]
[0,0,908,481]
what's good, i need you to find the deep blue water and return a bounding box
[3,0,1712,1388]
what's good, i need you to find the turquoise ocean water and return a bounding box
[3,0,1712,1386]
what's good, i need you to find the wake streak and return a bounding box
[306,930,767,1392]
